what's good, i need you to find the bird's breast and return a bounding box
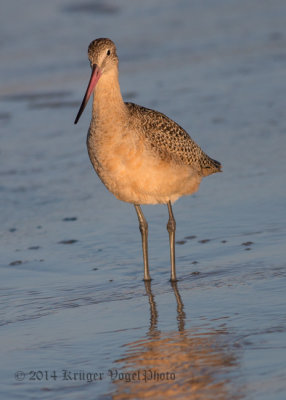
[86,123,201,204]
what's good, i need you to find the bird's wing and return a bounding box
[125,102,221,176]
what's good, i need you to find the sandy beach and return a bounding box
[1,1,286,399]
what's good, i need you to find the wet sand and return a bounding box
[1,0,286,399]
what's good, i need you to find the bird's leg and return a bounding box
[134,204,151,281]
[167,201,177,282]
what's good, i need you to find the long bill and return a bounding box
[74,64,101,124]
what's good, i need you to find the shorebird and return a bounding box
[74,38,221,282]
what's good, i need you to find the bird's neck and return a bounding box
[92,68,125,124]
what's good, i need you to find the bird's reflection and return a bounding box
[171,281,186,332]
[144,280,159,335]
[110,282,242,400]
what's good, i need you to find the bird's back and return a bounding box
[125,102,222,177]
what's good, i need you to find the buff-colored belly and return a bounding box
[87,131,201,204]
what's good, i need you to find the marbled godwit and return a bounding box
[74,38,222,282]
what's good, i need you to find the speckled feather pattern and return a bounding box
[125,102,222,177]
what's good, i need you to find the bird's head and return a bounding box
[74,38,118,124]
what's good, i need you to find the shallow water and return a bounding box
[1,0,286,399]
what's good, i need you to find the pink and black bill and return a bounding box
[74,64,101,124]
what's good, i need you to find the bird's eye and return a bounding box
[107,49,111,56]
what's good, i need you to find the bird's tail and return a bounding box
[200,155,222,176]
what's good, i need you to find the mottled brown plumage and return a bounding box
[75,38,222,281]
[125,102,221,177]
